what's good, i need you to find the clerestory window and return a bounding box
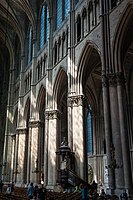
[56,0,70,30]
[39,1,49,49]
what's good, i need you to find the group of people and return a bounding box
[76,180,99,200]
[0,180,14,194]
[27,182,47,200]
[74,181,129,200]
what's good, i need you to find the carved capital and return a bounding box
[116,72,125,87]
[68,95,84,107]
[16,128,27,135]
[28,120,43,128]
[45,110,61,120]
[108,74,117,87]
[102,74,108,87]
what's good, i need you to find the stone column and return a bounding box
[29,120,43,185]
[13,131,19,183]
[10,134,16,182]
[68,95,85,179]
[116,72,132,189]
[16,128,27,186]
[108,74,124,190]
[45,110,60,189]
[102,74,115,190]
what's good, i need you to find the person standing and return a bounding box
[11,182,15,193]
[120,190,128,200]
[27,182,34,200]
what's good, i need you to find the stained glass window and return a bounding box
[40,2,49,49]
[45,5,49,43]
[57,0,62,28]
[40,4,45,49]
[87,110,93,154]
[64,0,70,18]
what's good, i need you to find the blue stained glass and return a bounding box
[28,26,32,64]
[87,111,93,154]
[64,0,70,18]
[40,5,45,49]
[45,6,49,42]
[57,0,62,28]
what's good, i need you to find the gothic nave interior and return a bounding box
[0,0,133,197]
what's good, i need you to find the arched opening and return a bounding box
[118,14,133,184]
[54,69,68,145]
[53,68,68,182]
[36,86,46,182]
[78,44,106,186]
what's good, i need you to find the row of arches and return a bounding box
[2,0,133,194]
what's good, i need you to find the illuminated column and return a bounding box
[68,95,85,179]
[45,110,60,189]
[16,128,27,186]
[29,120,43,184]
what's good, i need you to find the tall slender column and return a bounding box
[29,120,43,184]
[68,95,85,179]
[102,74,115,190]
[45,110,60,189]
[16,128,27,186]
[44,113,49,186]
[13,131,19,183]
[116,72,132,189]
[10,134,16,182]
[108,74,124,189]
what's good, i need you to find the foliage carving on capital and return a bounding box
[45,110,61,120]
[68,95,84,107]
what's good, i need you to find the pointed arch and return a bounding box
[36,86,46,120]
[113,4,133,72]
[77,42,101,95]
[53,67,68,110]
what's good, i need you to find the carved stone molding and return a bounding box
[16,128,28,135]
[28,120,44,128]
[45,110,61,120]
[108,74,117,87]
[102,74,108,87]
[68,95,84,107]
[102,73,125,87]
